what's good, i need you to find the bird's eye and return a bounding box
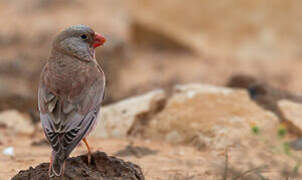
[80,34,88,39]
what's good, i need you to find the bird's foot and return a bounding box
[48,157,54,177]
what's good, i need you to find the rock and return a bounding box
[0,95,39,124]
[174,83,233,95]
[142,84,279,150]
[2,147,14,157]
[278,100,302,135]
[91,89,166,138]
[0,110,34,135]
[290,138,302,150]
[227,74,302,121]
[12,151,145,180]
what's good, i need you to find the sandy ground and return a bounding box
[0,130,208,180]
[2,126,300,180]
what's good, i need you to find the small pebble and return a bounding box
[3,146,14,156]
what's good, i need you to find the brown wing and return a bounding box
[38,64,105,158]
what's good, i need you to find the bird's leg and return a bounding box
[48,154,53,177]
[62,161,66,177]
[82,138,91,165]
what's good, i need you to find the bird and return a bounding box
[38,25,106,177]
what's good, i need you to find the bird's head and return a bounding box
[52,25,106,62]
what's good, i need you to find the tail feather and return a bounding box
[49,151,66,177]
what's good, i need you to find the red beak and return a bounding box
[93,32,106,48]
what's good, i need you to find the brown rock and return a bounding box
[91,89,166,138]
[142,84,279,150]
[278,100,302,135]
[0,95,39,124]
[0,110,34,135]
[227,74,302,121]
[12,151,145,180]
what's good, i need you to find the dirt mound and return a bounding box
[11,151,145,180]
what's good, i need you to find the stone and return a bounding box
[278,100,302,135]
[91,89,166,138]
[143,84,279,150]
[2,147,14,157]
[227,74,302,121]
[0,110,34,135]
[290,138,302,150]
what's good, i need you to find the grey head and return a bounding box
[51,25,105,62]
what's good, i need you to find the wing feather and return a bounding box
[38,64,105,158]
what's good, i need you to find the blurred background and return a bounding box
[3,0,302,179]
[1,0,302,116]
